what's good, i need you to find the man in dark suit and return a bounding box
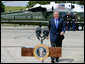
[63,12,72,31]
[72,12,77,31]
[47,11,65,63]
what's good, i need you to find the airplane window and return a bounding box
[61,4,65,7]
[69,5,70,7]
[81,7,84,9]
[60,3,65,7]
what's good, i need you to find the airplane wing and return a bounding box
[28,6,46,12]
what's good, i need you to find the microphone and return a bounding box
[35,25,42,40]
[43,27,49,39]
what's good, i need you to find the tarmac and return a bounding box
[1,25,84,63]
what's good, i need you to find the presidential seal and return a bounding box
[33,44,49,60]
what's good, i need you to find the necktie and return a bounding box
[55,19,58,29]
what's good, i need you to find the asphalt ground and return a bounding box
[1,26,84,63]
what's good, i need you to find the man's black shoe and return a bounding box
[56,57,59,62]
[51,60,55,63]
[56,60,59,63]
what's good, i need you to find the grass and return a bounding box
[5,6,26,13]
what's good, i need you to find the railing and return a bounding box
[1,11,84,22]
[1,11,84,30]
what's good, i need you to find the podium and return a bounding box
[21,47,62,57]
[21,26,62,63]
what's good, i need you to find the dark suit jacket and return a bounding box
[48,17,65,42]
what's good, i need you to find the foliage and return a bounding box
[5,6,26,13]
[1,1,5,12]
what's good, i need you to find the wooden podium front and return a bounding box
[21,47,62,57]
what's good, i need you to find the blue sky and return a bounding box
[2,1,29,6]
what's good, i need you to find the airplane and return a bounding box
[26,1,84,12]
[71,4,84,12]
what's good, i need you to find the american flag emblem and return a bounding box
[57,4,65,9]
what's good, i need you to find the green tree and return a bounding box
[1,1,5,12]
[78,1,84,5]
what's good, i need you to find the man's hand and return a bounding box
[46,36,49,40]
[60,32,64,36]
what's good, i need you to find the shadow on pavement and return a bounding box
[59,58,74,63]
